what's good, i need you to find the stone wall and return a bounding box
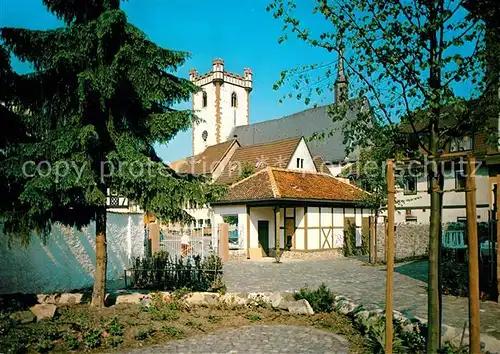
[376,222,429,261]
[0,212,144,295]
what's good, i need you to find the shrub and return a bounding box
[343,221,358,257]
[148,293,180,321]
[135,327,155,340]
[442,254,468,297]
[246,313,261,322]
[34,339,54,353]
[107,337,124,347]
[106,317,124,337]
[206,315,222,324]
[129,252,224,292]
[83,329,101,349]
[161,325,185,338]
[64,333,79,350]
[295,283,335,313]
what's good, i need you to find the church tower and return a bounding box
[334,50,349,104]
[190,59,252,155]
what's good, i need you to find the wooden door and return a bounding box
[258,220,269,256]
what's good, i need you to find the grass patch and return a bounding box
[246,313,262,322]
[161,325,185,338]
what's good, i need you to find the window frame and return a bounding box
[455,169,466,191]
[231,92,237,108]
[202,91,207,108]
[403,175,417,195]
[450,135,473,152]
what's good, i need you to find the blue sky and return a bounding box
[0,0,339,163]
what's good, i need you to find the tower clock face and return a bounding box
[202,130,208,142]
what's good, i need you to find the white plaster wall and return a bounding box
[296,207,305,227]
[295,228,305,249]
[193,83,217,155]
[287,138,317,172]
[0,213,144,295]
[308,207,320,227]
[308,229,320,249]
[212,204,247,249]
[250,207,276,249]
[220,82,249,142]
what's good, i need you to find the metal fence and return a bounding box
[159,232,217,260]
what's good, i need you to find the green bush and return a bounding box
[148,293,180,321]
[442,253,468,297]
[129,252,224,292]
[246,314,261,322]
[135,327,155,340]
[107,337,124,347]
[64,333,79,350]
[83,329,101,349]
[295,283,335,313]
[106,317,124,337]
[343,221,358,257]
[161,325,184,338]
[34,339,54,353]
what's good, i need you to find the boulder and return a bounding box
[115,293,145,305]
[10,310,36,324]
[219,293,248,306]
[30,304,57,321]
[58,293,84,305]
[338,300,357,315]
[248,292,273,304]
[270,292,295,310]
[184,292,220,306]
[287,299,314,315]
[36,294,59,304]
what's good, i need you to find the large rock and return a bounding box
[36,294,59,304]
[247,292,273,304]
[338,300,358,315]
[219,293,248,306]
[184,292,220,306]
[115,293,145,305]
[58,293,84,305]
[10,310,36,324]
[30,304,57,321]
[270,292,295,310]
[287,299,314,315]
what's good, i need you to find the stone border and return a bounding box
[25,290,500,352]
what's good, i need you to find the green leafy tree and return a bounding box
[1,0,225,307]
[267,0,497,351]
[237,162,255,181]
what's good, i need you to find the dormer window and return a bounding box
[231,92,237,107]
[202,91,207,107]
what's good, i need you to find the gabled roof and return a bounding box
[216,136,302,185]
[217,167,366,204]
[169,139,238,175]
[230,98,368,163]
[312,156,332,175]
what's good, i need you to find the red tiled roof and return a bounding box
[223,167,366,203]
[216,137,302,185]
[312,156,332,175]
[169,140,237,175]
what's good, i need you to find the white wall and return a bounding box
[287,138,317,172]
[220,82,249,142]
[250,207,275,249]
[395,165,490,223]
[0,213,144,295]
[213,204,247,249]
[192,83,217,155]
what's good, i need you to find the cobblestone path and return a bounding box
[224,258,500,339]
[122,325,349,353]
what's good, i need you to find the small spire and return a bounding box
[334,49,349,104]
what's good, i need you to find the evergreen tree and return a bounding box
[1,0,225,307]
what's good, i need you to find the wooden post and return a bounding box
[496,174,500,303]
[369,215,377,264]
[148,223,160,255]
[466,156,480,353]
[275,206,281,260]
[218,223,229,263]
[385,159,395,354]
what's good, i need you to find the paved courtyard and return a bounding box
[224,258,500,339]
[123,325,349,353]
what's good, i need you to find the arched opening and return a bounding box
[231,92,237,107]
[202,91,207,107]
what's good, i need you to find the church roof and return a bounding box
[169,139,238,176]
[214,167,365,204]
[216,136,302,185]
[230,98,367,164]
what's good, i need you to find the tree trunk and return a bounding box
[91,205,107,307]
[427,156,442,353]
